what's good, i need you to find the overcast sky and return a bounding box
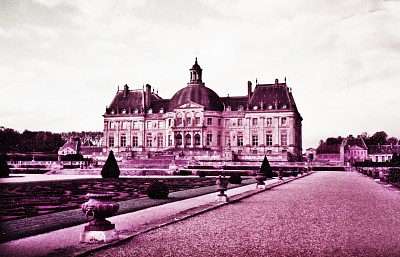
[1,0,399,148]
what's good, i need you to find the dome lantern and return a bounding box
[189,57,204,86]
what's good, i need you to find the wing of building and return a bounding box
[103,59,303,162]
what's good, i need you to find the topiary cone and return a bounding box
[0,153,10,178]
[101,150,120,178]
[259,155,273,178]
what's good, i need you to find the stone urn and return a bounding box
[255,172,267,189]
[216,175,229,202]
[80,193,119,243]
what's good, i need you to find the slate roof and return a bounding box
[106,88,144,115]
[248,82,299,113]
[220,96,248,111]
[168,84,224,112]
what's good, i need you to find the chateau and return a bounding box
[103,59,303,162]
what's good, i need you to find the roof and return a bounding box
[248,82,299,113]
[59,141,78,152]
[106,86,144,115]
[80,146,103,155]
[220,96,248,111]
[168,84,224,112]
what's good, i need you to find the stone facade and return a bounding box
[103,59,303,161]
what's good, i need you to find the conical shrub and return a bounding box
[0,154,10,178]
[259,155,273,178]
[101,150,120,178]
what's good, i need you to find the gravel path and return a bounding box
[89,171,400,257]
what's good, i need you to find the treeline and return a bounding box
[317,131,399,154]
[0,127,102,153]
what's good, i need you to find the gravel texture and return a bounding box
[89,171,400,257]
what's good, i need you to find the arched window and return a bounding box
[185,134,191,146]
[176,134,182,146]
[195,134,201,146]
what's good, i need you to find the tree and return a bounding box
[365,131,388,146]
[0,153,10,177]
[101,150,120,178]
[259,155,273,178]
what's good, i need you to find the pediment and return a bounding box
[175,101,205,109]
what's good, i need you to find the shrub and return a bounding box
[101,150,120,178]
[147,181,169,199]
[387,168,400,182]
[228,174,242,184]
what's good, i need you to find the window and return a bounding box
[195,117,200,125]
[218,119,221,126]
[186,117,191,126]
[217,134,221,146]
[121,121,127,129]
[176,134,182,146]
[133,121,139,129]
[168,135,172,146]
[158,134,163,147]
[267,150,272,155]
[110,122,115,129]
[132,136,138,147]
[207,118,212,125]
[266,134,273,146]
[238,118,243,126]
[281,117,287,126]
[225,119,230,127]
[104,122,108,130]
[281,134,287,146]
[109,136,114,147]
[382,156,385,162]
[147,121,152,129]
[252,118,258,126]
[185,134,191,146]
[120,135,126,147]
[252,150,258,154]
[252,135,258,146]
[225,135,231,146]
[206,134,213,146]
[158,121,164,129]
[146,135,152,147]
[177,118,183,125]
[237,135,243,146]
[168,119,172,127]
[266,118,272,126]
[195,134,201,145]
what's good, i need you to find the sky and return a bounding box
[1,0,399,149]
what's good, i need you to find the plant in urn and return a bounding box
[256,156,272,189]
[216,175,229,202]
[80,193,119,243]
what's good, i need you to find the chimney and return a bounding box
[123,84,129,97]
[275,78,279,85]
[247,81,252,100]
[145,84,151,110]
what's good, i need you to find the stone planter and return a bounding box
[80,193,119,243]
[255,172,267,189]
[216,176,229,202]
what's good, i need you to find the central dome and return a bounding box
[168,84,224,111]
[168,59,224,112]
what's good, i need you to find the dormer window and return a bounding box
[238,105,244,111]
[159,108,164,113]
[134,109,139,113]
[122,109,127,114]
[226,106,231,111]
[148,108,153,114]
[111,109,115,114]
[268,105,273,110]
[253,106,258,110]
